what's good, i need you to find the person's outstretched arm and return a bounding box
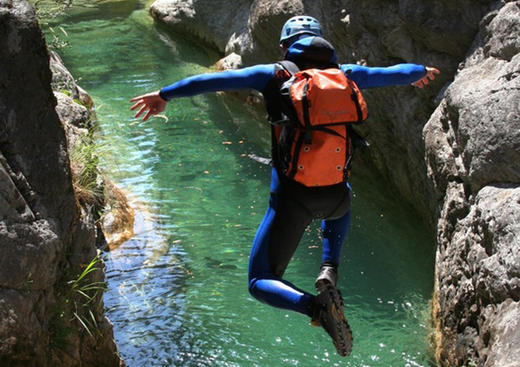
[340,63,439,89]
[130,64,275,121]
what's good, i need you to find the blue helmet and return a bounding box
[280,15,323,45]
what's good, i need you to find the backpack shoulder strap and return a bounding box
[278,60,300,76]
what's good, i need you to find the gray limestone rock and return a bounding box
[150,0,252,52]
[481,299,520,367]
[50,51,95,111]
[434,185,520,366]
[425,3,520,365]
[0,0,122,365]
[54,91,91,151]
[0,0,76,236]
[0,152,35,223]
[216,52,243,71]
[0,219,63,290]
[54,91,90,129]
[0,289,46,366]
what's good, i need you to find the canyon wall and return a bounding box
[0,1,123,365]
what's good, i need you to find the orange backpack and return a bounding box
[272,61,368,187]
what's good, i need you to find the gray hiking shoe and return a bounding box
[311,284,353,357]
[315,264,338,292]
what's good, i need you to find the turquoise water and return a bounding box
[47,2,437,366]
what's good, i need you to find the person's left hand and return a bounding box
[412,66,440,88]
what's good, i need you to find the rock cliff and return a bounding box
[424,2,520,366]
[0,0,123,366]
[149,0,520,366]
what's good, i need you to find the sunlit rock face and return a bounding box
[424,2,520,366]
[150,0,519,366]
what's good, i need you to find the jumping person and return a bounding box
[130,15,439,357]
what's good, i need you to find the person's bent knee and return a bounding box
[248,277,262,301]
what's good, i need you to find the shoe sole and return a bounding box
[319,285,353,357]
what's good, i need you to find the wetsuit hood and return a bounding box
[284,36,338,69]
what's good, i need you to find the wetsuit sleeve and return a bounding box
[340,63,427,89]
[159,64,276,100]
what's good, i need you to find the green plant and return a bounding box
[23,272,34,293]
[33,0,73,19]
[31,0,74,50]
[69,136,104,208]
[48,255,107,356]
[67,255,107,337]
[46,25,69,50]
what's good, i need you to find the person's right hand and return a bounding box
[130,90,167,121]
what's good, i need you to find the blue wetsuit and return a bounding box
[160,36,426,317]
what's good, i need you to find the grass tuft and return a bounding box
[69,135,104,208]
